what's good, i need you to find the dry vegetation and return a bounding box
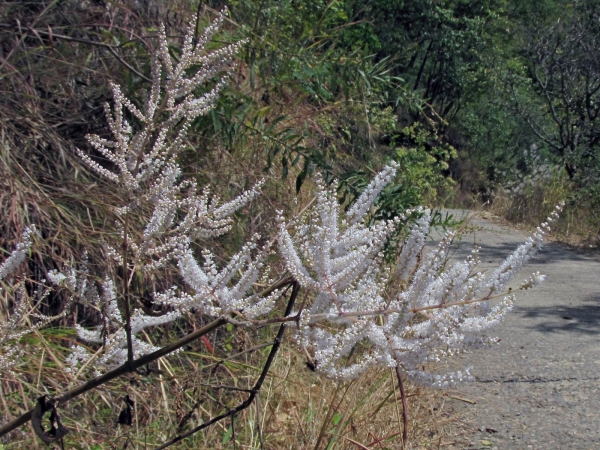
[488,175,600,249]
[0,1,470,448]
[2,323,471,449]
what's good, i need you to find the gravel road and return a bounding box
[436,210,600,450]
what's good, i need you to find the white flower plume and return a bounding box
[64,12,275,372]
[77,10,244,193]
[279,166,562,386]
[175,237,280,319]
[66,278,181,371]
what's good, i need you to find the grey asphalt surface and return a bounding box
[436,210,600,450]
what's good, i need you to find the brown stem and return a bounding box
[121,207,134,365]
[0,24,153,82]
[239,290,509,327]
[155,282,301,450]
[394,366,409,446]
[0,318,226,438]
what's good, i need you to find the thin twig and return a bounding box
[21,27,152,82]
[366,430,403,447]
[394,366,409,446]
[105,44,152,82]
[0,318,226,437]
[445,394,476,404]
[342,436,370,450]
[122,209,134,365]
[154,282,301,450]
[234,289,512,327]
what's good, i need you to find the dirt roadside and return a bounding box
[436,210,600,450]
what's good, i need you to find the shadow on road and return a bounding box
[455,241,597,265]
[516,294,600,335]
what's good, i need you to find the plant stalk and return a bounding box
[395,365,409,446]
[155,282,300,449]
[0,317,226,438]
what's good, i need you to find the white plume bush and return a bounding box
[37,9,561,382]
[0,9,562,445]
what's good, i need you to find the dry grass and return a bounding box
[1,320,467,449]
[489,175,600,249]
[255,349,467,450]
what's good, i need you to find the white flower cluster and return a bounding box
[0,225,35,280]
[64,278,180,372]
[77,13,244,194]
[56,12,274,372]
[1,227,63,373]
[176,239,281,319]
[277,163,401,378]
[76,10,255,270]
[278,165,562,386]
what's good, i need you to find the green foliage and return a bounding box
[336,123,456,227]
[343,0,505,118]
[392,124,457,205]
[192,0,440,214]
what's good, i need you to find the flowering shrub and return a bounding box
[279,175,557,386]
[0,11,561,446]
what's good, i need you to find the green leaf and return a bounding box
[332,412,343,425]
[306,406,315,423]
[282,155,289,179]
[222,426,233,444]
[256,106,272,118]
[296,160,309,194]
[211,110,221,133]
